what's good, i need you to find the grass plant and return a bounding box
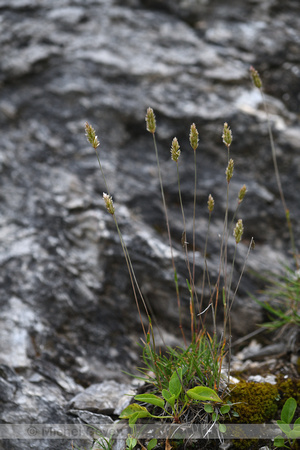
[250,265,300,332]
[85,106,254,438]
[79,66,299,449]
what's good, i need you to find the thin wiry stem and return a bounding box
[176,161,199,341]
[94,147,152,340]
[176,161,191,346]
[226,237,254,383]
[260,89,298,269]
[198,211,213,332]
[152,133,184,340]
[191,149,198,339]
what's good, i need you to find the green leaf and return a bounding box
[126,437,137,449]
[169,369,182,398]
[289,428,300,439]
[147,438,157,450]
[281,398,297,424]
[134,394,165,409]
[204,404,214,413]
[162,389,171,400]
[129,411,151,425]
[212,412,218,422]
[187,386,222,403]
[219,424,227,433]
[220,405,231,414]
[120,403,150,419]
[277,420,292,436]
[162,389,175,409]
[273,436,286,447]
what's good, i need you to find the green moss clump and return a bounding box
[275,375,300,408]
[229,381,279,424]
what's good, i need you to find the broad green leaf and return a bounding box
[162,389,175,409]
[126,437,137,448]
[120,403,149,419]
[204,404,214,413]
[220,405,231,414]
[289,428,300,439]
[295,417,300,425]
[219,424,226,433]
[147,438,157,450]
[281,398,297,424]
[273,435,286,447]
[277,420,292,436]
[212,412,218,422]
[187,386,222,403]
[162,389,171,400]
[129,411,151,425]
[134,393,164,409]
[169,369,182,398]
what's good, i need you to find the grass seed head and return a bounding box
[226,158,234,183]
[189,123,199,151]
[234,219,244,244]
[85,122,100,149]
[207,194,215,213]
[222,122,232,147]
[250,66,262,89]
[145,107,156,134]
[103,193,115,215]
[170,137,181,162]
[238,184,247,203]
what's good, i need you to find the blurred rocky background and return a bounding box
[0,0,299,448]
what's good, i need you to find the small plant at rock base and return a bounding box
[120,367,223,425]
[85,109,253,444]
[251,265,300,332]
[274,397,300,449]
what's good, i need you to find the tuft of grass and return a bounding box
[76,67,300,450]
[85,108,253,433]
[249,67,299,336]
[251,265,300,331]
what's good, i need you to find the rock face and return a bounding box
[0,0,299,448]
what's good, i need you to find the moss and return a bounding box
[228,381,279,424]
[227,381,280,449]
[275,375,300,408]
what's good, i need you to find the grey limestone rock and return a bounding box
[0,0,299,448]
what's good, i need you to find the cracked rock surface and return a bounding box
[0,0,299,448]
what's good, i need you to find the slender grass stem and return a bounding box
[260,90,298,269]
[198,210,213,332]
[191,149,198,339]
[151,133,185,341]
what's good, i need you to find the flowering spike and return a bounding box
[145,107,156,134]
[85,122,100,149]
[103,193,115,215]
[225,158,234,183]
[250,66,262,89]
[207,194,214,213]
[170,137,181,162]
[222,123,232,147]
[189,123,199,151]
[233,219,244,244]
[238,184,247,203]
